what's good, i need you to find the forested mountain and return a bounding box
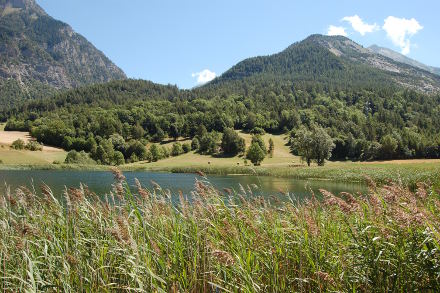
[369,45,440,76]
[4,34,440,164]
[0,0,126,109]
[206,35,440,94]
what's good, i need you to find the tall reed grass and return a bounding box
[1,169,440,292]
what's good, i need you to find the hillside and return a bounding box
[206,35,440,94]
[369,45,440,76]
[0,0,126,109]
[4,34,440,165]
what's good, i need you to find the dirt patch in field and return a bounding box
[0,130,63,152]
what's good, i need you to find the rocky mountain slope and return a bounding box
[369,44,440,76]
[0,0,126,108]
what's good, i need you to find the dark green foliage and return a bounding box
[251,135,267,155]
[221,128,245,156]
[292,125,335,166]
[65,150,96,164]
[198,132,220,155]
[149,144,162,162]
[268,138,274,158]
[171,142,184,157]
[250,127,265,135]
[182,143,191,153]
[191,137,200,151]
[246,142,266,166]
[380,134,398,160]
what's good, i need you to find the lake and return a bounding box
[0,170,367,201]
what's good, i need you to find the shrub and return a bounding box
[11,139,25,150]
[25,140,43,151]
[171,142,184,156]
[191,137,200,151]
[182,143,191,153]
[65,150,96,165]
[250,127,265,135]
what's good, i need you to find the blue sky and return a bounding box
[37,0,440,89]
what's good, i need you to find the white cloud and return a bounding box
[383,16,423,55]
[342,15,379,36]
[327,25,348,37]
[191,69,216,85]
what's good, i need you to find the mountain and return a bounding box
[0,0,126,109]
[369,45,440,76]
[207,34,440,94]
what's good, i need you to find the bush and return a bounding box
[182,143,191,153]
[250,127,266,135]
[171,142,184,157]
[25,140,43,151]
[191,137,200,151]
[11,139,25,150]
[221,128,246,156]
[65,150,96,165]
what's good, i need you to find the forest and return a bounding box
[3,78,440,165]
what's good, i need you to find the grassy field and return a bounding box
[0,124,67,165]
[124,132,440,187]
[128,132,301,169]
[1,169,439,291]
[0,127,439,187]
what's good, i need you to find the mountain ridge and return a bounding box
[368,44,440,76]
[206,34,440,94]
[0,0,126,108]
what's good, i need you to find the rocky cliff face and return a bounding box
[0,0,126,108]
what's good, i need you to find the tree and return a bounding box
[127,140,148,161]
[149,144,162,162]
[182,143,191,153]
[131,124,145,139]
[246,142,266,166]
[113,151,125,165]
[171,142,184,156]
[292,125,334,166]
[199,132,220,155]
[268,138,274,158]
[380,135,398,159]
[251,135,267,155]
[191,137,200,151]
[221,128,245,156]
[65,150,96,164]
[169,124,180,141]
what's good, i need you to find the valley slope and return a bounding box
[0,0,126,109]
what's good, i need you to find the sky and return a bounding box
[37,0,440,89]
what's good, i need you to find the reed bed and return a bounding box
[1,169,440,292]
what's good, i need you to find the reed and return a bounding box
[1,170,439,292]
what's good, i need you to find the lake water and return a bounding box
[0,170,367,201]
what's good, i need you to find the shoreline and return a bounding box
[1,161,440,188]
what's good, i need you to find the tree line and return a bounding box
[3,79,440,165]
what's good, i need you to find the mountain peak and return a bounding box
[208,34,440,94]
[0,0,45,15]
[0,0,126,108]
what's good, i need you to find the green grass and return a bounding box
[1,169,440,291]
[0,147,67,165]
[124,159,440,188]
